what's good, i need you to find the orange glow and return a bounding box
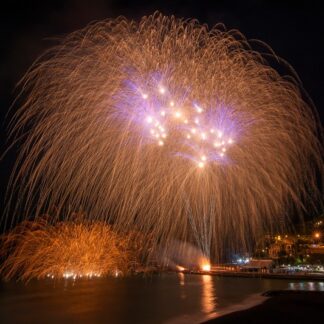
[201,274,215,313]
[0,216,148,281]
[201,263,211,272]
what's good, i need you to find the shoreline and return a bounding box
[166,292,268,324]
[203,290,324,323]
[168,289,324,324]
[202,290,324,324]
[180,270,324,281]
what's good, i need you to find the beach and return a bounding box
[204,290,324,323]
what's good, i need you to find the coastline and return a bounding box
[181,270,324,281]
[165,292,268,324]
[203,290,324,323]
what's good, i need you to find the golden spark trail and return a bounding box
[0,216,147,281]
[6,12,323,261]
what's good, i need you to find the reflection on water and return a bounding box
[177,273,216,314]
[289,281,324,291]
[177,272,187,302]
[0,274,323,324]
[201,275,216,314]
[178,272,185,286]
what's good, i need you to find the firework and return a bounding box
[0,216,147,281]
[7,13,323,260]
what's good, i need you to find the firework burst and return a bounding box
[0,216,146,281]
[7,13,323,259]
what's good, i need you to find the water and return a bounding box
[0,273,323,323]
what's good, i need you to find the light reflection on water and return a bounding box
[288,281,324,291]
[178,272,185,286]
[201,275,216,314]
[0,274,323,324]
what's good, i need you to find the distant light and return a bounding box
[201,264,211,271]
[142,93,148,99]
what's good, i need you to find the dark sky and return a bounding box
[1,0,323,222]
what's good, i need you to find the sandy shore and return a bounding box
[203,290,324,323]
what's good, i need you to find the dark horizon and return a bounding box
[1,0,323,225]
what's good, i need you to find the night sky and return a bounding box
[1,0,323,222]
